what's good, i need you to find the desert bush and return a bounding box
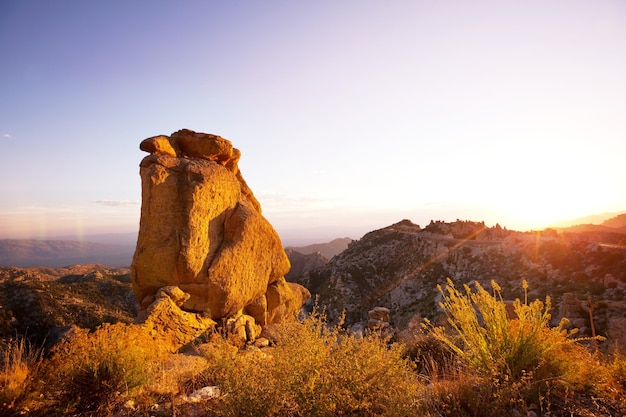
[47,323,167,414]
[424,279,587,380]
[201,309,423,417]
[422,365,526,417]
[420,278,617,415]
[0,337,43,412]
[399,324,529,416]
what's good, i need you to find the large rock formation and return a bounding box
[131,129,310,327]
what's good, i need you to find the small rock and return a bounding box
[184,386,221,403]
[254,337,270,348]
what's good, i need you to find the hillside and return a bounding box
[559,212,626,235]
[602,213,626,231]
[0,264,136,344]
[285,249,329,282]
[4,218,626,349]
[0,239,134,267]
[291,219,626,344]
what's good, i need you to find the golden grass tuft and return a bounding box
[0,337,42,411]
[418,278,622,415]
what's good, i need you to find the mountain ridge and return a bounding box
[285,237,353,260]
[289,218,626,345]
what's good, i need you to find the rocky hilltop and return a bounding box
[292,219,626,345]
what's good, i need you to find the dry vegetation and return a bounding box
[2,282,626,416]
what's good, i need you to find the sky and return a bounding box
[1,1,625,244]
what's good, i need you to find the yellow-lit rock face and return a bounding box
[131,129,307,324]
[264,277,312,325]
[139,135,179,157]
[135,286,216,352]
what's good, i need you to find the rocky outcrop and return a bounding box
[131,129,309,328]
[368,306,391,332]
[558,293,587,330]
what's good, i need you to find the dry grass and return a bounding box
[0,337,43,412]
[416,279,625,416]
[198,309,424,416]
[46,323,168,415]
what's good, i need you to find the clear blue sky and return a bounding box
[1,1,625,243]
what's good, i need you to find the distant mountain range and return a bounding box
[556,213,626,234]
[550,211,626,230]
[286,237,353,259]
[0,235,353,268]
[0,239,135,267]
[1,212,624,268]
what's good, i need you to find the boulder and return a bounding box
[135,286,216,352]
[183,201,290,316]
[264,277,311,325]
[558,293,586,330]
[368,306,390,322]
[368,306,392,334]
[131,129,308,328]
[225,313,262,346]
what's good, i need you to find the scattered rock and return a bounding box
[559,293,588,331]
[253,337,270,348]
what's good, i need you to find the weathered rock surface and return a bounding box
[131,129,309,327]
[135,286,216,352]
[262,277,311,325]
